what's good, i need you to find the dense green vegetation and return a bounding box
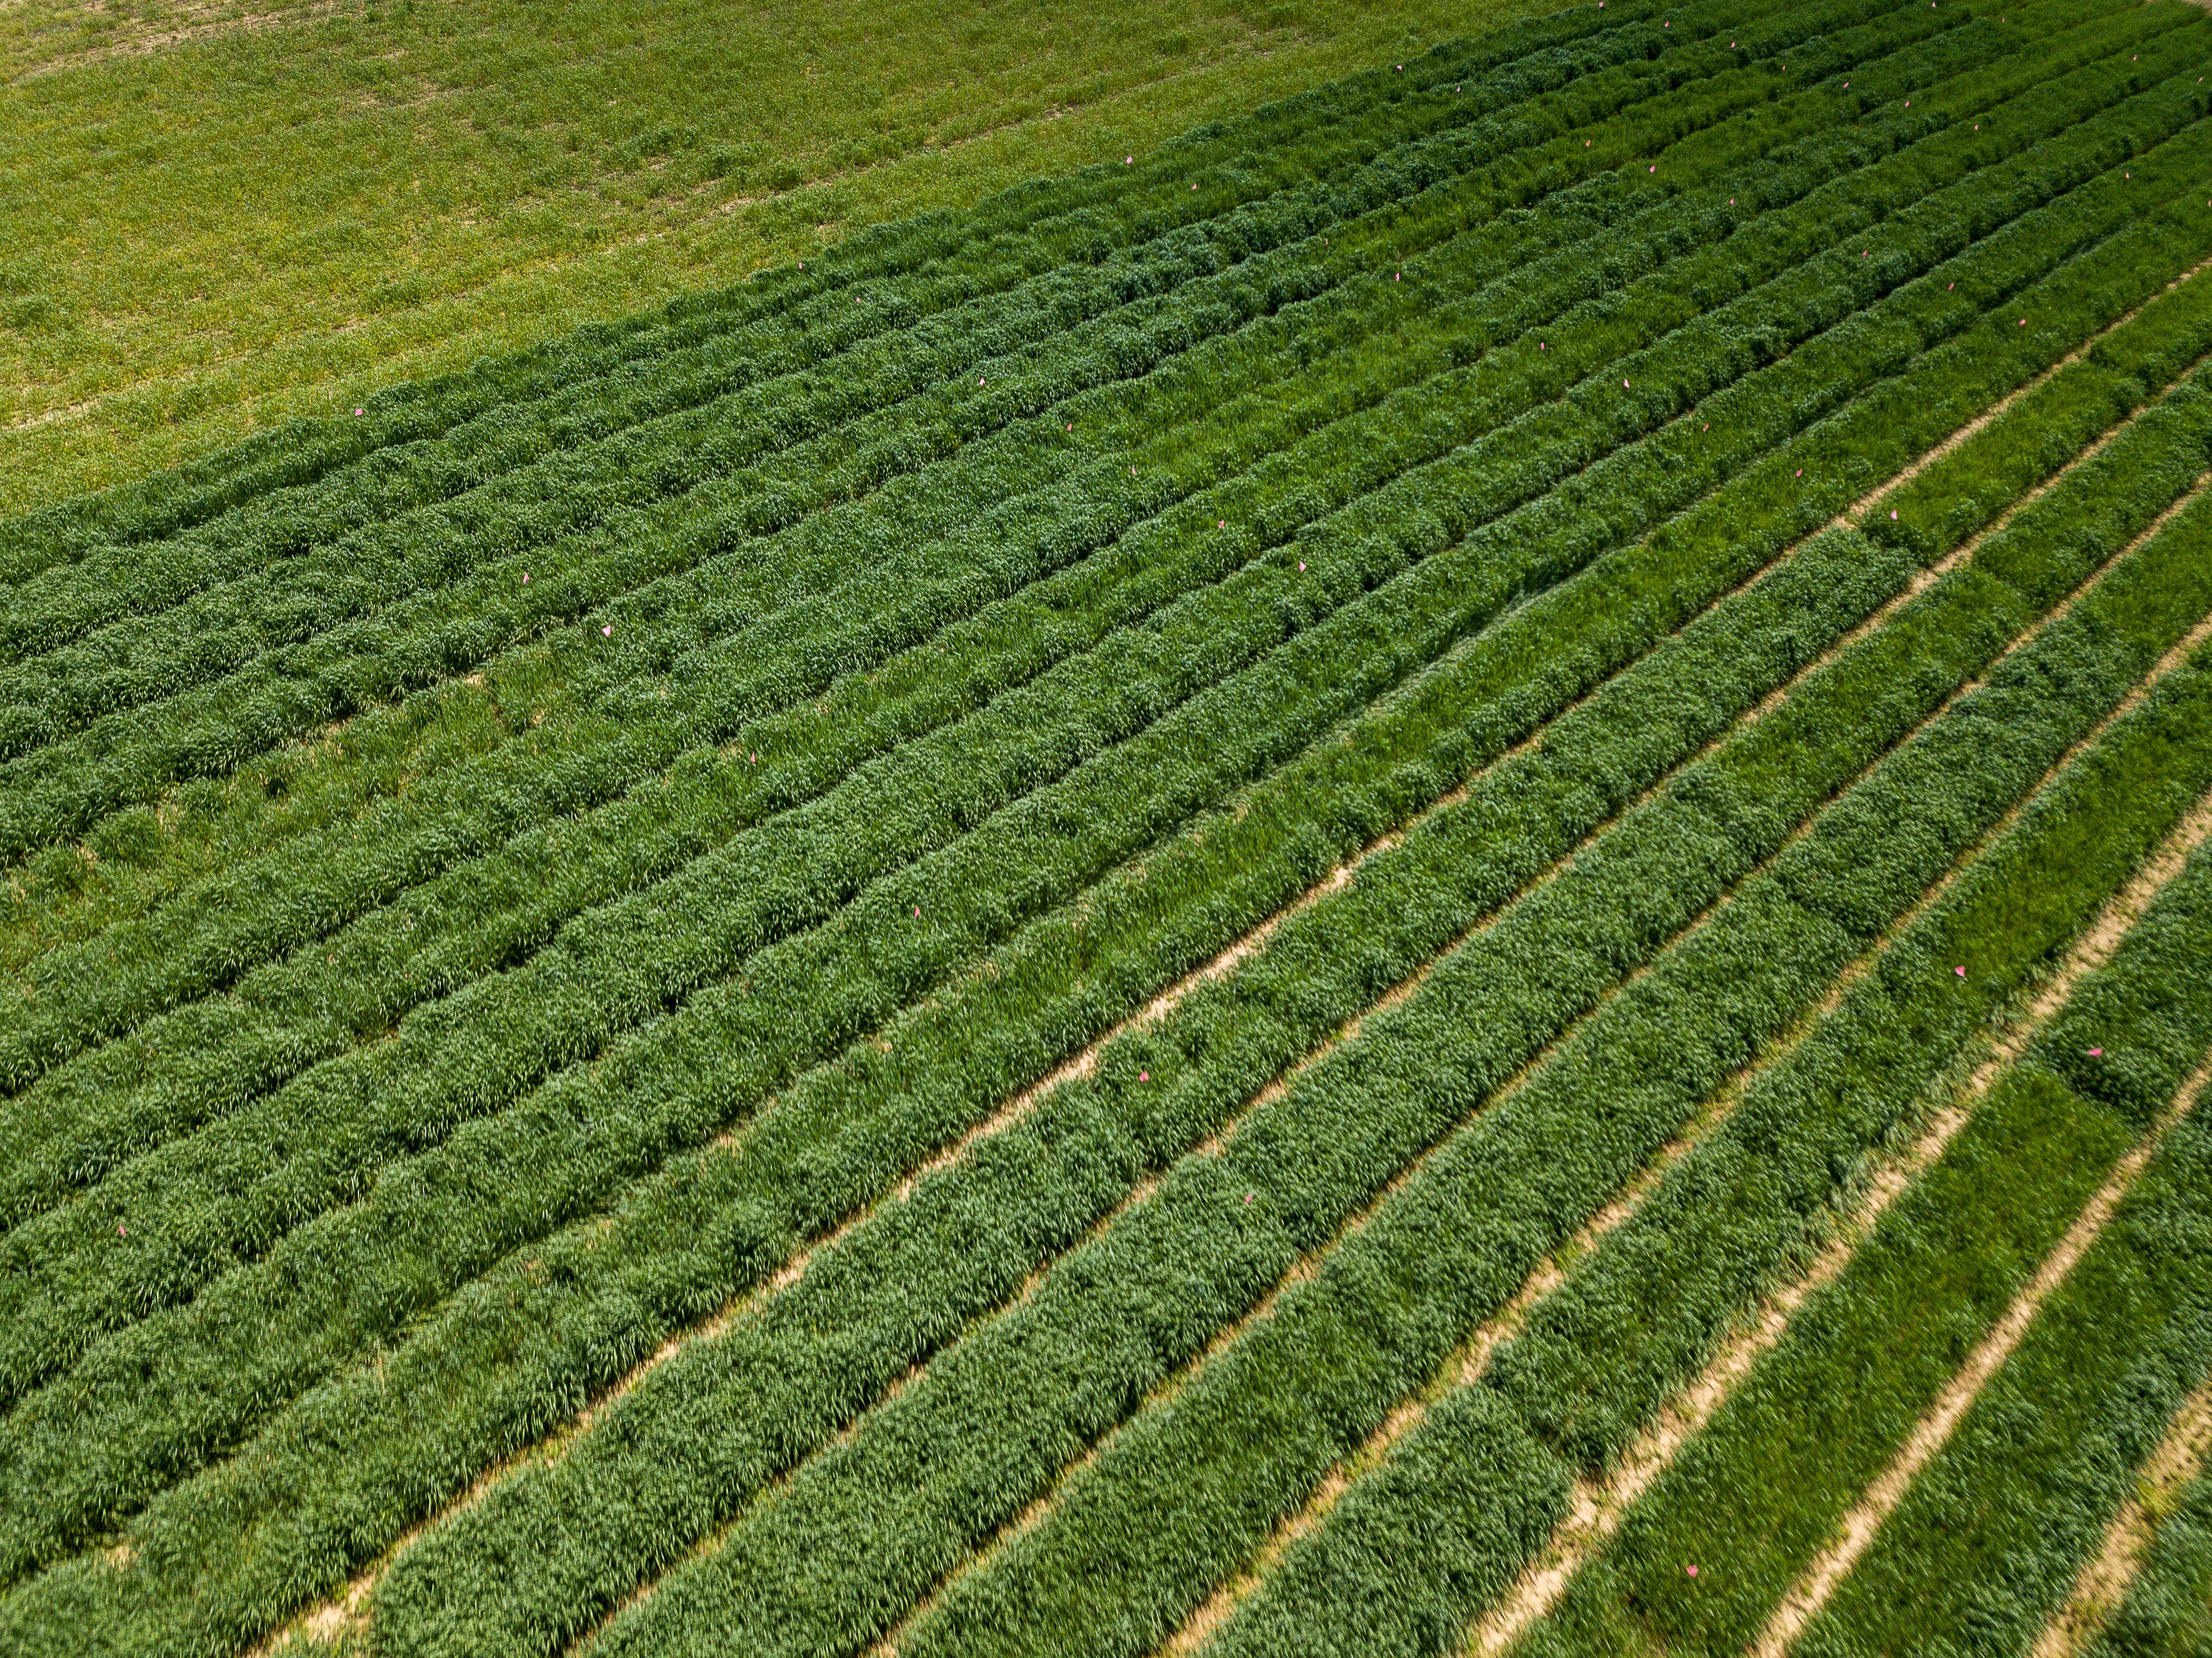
[4,0,2212,1654]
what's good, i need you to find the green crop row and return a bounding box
[7,22,2149,1425]
[0,7,1731,677]
[8,0,2115,996]
[4,9,2106,1345]
[1192,254,2212,1657]
[0,1,1669,580]
[1220,769,2212,1658]
[1226,496,2212,1658]
[0,115,2088,1567]
[0,22,2194,1647]
[1795,975,2212,1658]
[0,0,1887,677]
[0,77,2194,1647]
[583,357,2212,1658]
[0,0,1979,859]
[0,122,2159,1656]
[0,0,2121,1050]
[1514,835,2212,1658]
[0,0,2018,1122]
[363,221,2212,1658]
[402,249,2212,1658]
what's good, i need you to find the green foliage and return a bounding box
[4,3,2212,1656]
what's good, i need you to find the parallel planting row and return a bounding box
[4,0,2212,1654]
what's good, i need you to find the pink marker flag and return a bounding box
[1954,965,1967,978]
[2088,1047,2105,1057]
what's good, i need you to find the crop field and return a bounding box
[5,0,2212,1654]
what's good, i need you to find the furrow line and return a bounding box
[2029,1371,2212,1658]
[1471,764,2212,1658]
[1750,1064,2212,1658]
[1156,499,2212,1658]
[859,547,2106,1658]
[4,55,2123,1408]
[21,87,2212,1647]
[1838,247,2212,522]
[4,0,2035,1084]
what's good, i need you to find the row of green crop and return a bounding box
[1205,464,2212,1658]
[0,0,1862,673]
[1,0,2134,1050]
[1797,999,2212,1658]
[364,536,1931,1658]
[575,347,2212,1658]
[0,0,2119,1024]
[1196,257,2212,1645]
[359,255,2212,1658]
[0,0,1997,1098]
[8,75,2192,1654]
[0,0,1962,852]
[0,0,2091,1258]
[0,2,1668,579]
[0,0,1753,672]
[380,239,2212,1658]
[1221,761,2212,1658]
[1512,825,2212,1658]
[6,45,2179,1452]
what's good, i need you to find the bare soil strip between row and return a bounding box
[1752,1059,2212,1658]
[1159,472,2212,1657]
[1468,769,2212,1658]
[1836,248,2212,525]
[1164,541,2212,1658]
[862,485,2205,1658]
[247,299,2212,1658]
[2029,1369,2212,1658]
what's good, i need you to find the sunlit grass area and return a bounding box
[0,0,1537,515]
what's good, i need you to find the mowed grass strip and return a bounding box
[0,0,1790,645]
[0,0,1665,520]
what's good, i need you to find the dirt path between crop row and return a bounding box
[1151,403,2212,1658]
[253,361,2211,1658]
[2031,1368,2212,1658]
[943,473,2211,1658]
[1752,1059,2212,1658]
[1472,774,2212,1658]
